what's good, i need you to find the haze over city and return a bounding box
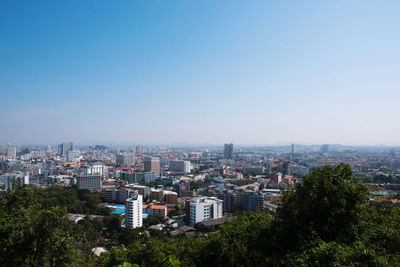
[1,0,400,145]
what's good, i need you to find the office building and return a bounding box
[144,157,160,176]
[189,197,223,226]
[77,175,101,191]
[125,191,143,229]
[291,144,295,155]
[135,144,142,156]
[169,160,191,173]
[116,153,136,167]
[58,142,73,156]
[224,143,234,159]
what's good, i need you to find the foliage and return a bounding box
[189,180,205,190]
[143,214,166,228]
[275,164,370,251]
[0,185,79,266]
[38,185,110,215]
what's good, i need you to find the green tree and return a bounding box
[274,164,370,252]
[197,212,273,266]
[0,185,80,266]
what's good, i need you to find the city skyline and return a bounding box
[1,1,400,145]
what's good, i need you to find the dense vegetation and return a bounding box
[1,164,400,266]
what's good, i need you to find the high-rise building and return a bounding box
[291,143,295,155]
[241,191,264,212]
[135,144,142,156]
[144,157,160,176]
[121,171,137,184]
[58,142,73,156]
[320,144,329,153]
[116,153,136,167]
[125,191,143,229]
[169,160,191,173]
[0,144,8,155]
[224,143,234,159]
[189,197,223,226]
[215,189,238,212]
[6,146,17,159]
[77,175,102,191]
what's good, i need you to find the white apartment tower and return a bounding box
[125,191,143,229]
[189,197,223,226]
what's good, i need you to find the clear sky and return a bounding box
[1,0,399,145]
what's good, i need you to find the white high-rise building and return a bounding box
[125,192,143,229]
[189,197,223,226]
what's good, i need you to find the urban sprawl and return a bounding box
[1,142,399,253]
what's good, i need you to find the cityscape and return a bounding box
[1,0,400,266]
[2,143,400,248]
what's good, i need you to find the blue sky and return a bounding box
[1,0,399,145]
